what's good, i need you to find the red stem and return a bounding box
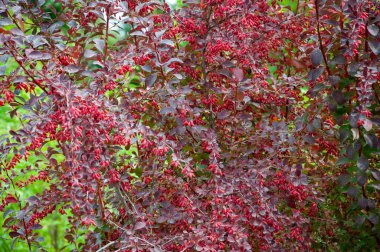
[5,42,49,94]
[314,0,331,76]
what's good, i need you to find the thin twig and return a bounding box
[5,43,49,94]
[104,4,111,66]
[96,241,117,252]
[106,219,158,248]
[314,0,331,76]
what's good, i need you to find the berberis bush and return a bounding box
[0,0,379,251]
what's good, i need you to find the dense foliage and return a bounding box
[0,0,379,251]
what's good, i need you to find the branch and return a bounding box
[3,167,32,251]
[314,0,331,76]
[2,0,23,31]
[104,4,111,66]
[5,42,49,94]
[96,241,117,252]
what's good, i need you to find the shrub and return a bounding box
[0,0,379,251]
